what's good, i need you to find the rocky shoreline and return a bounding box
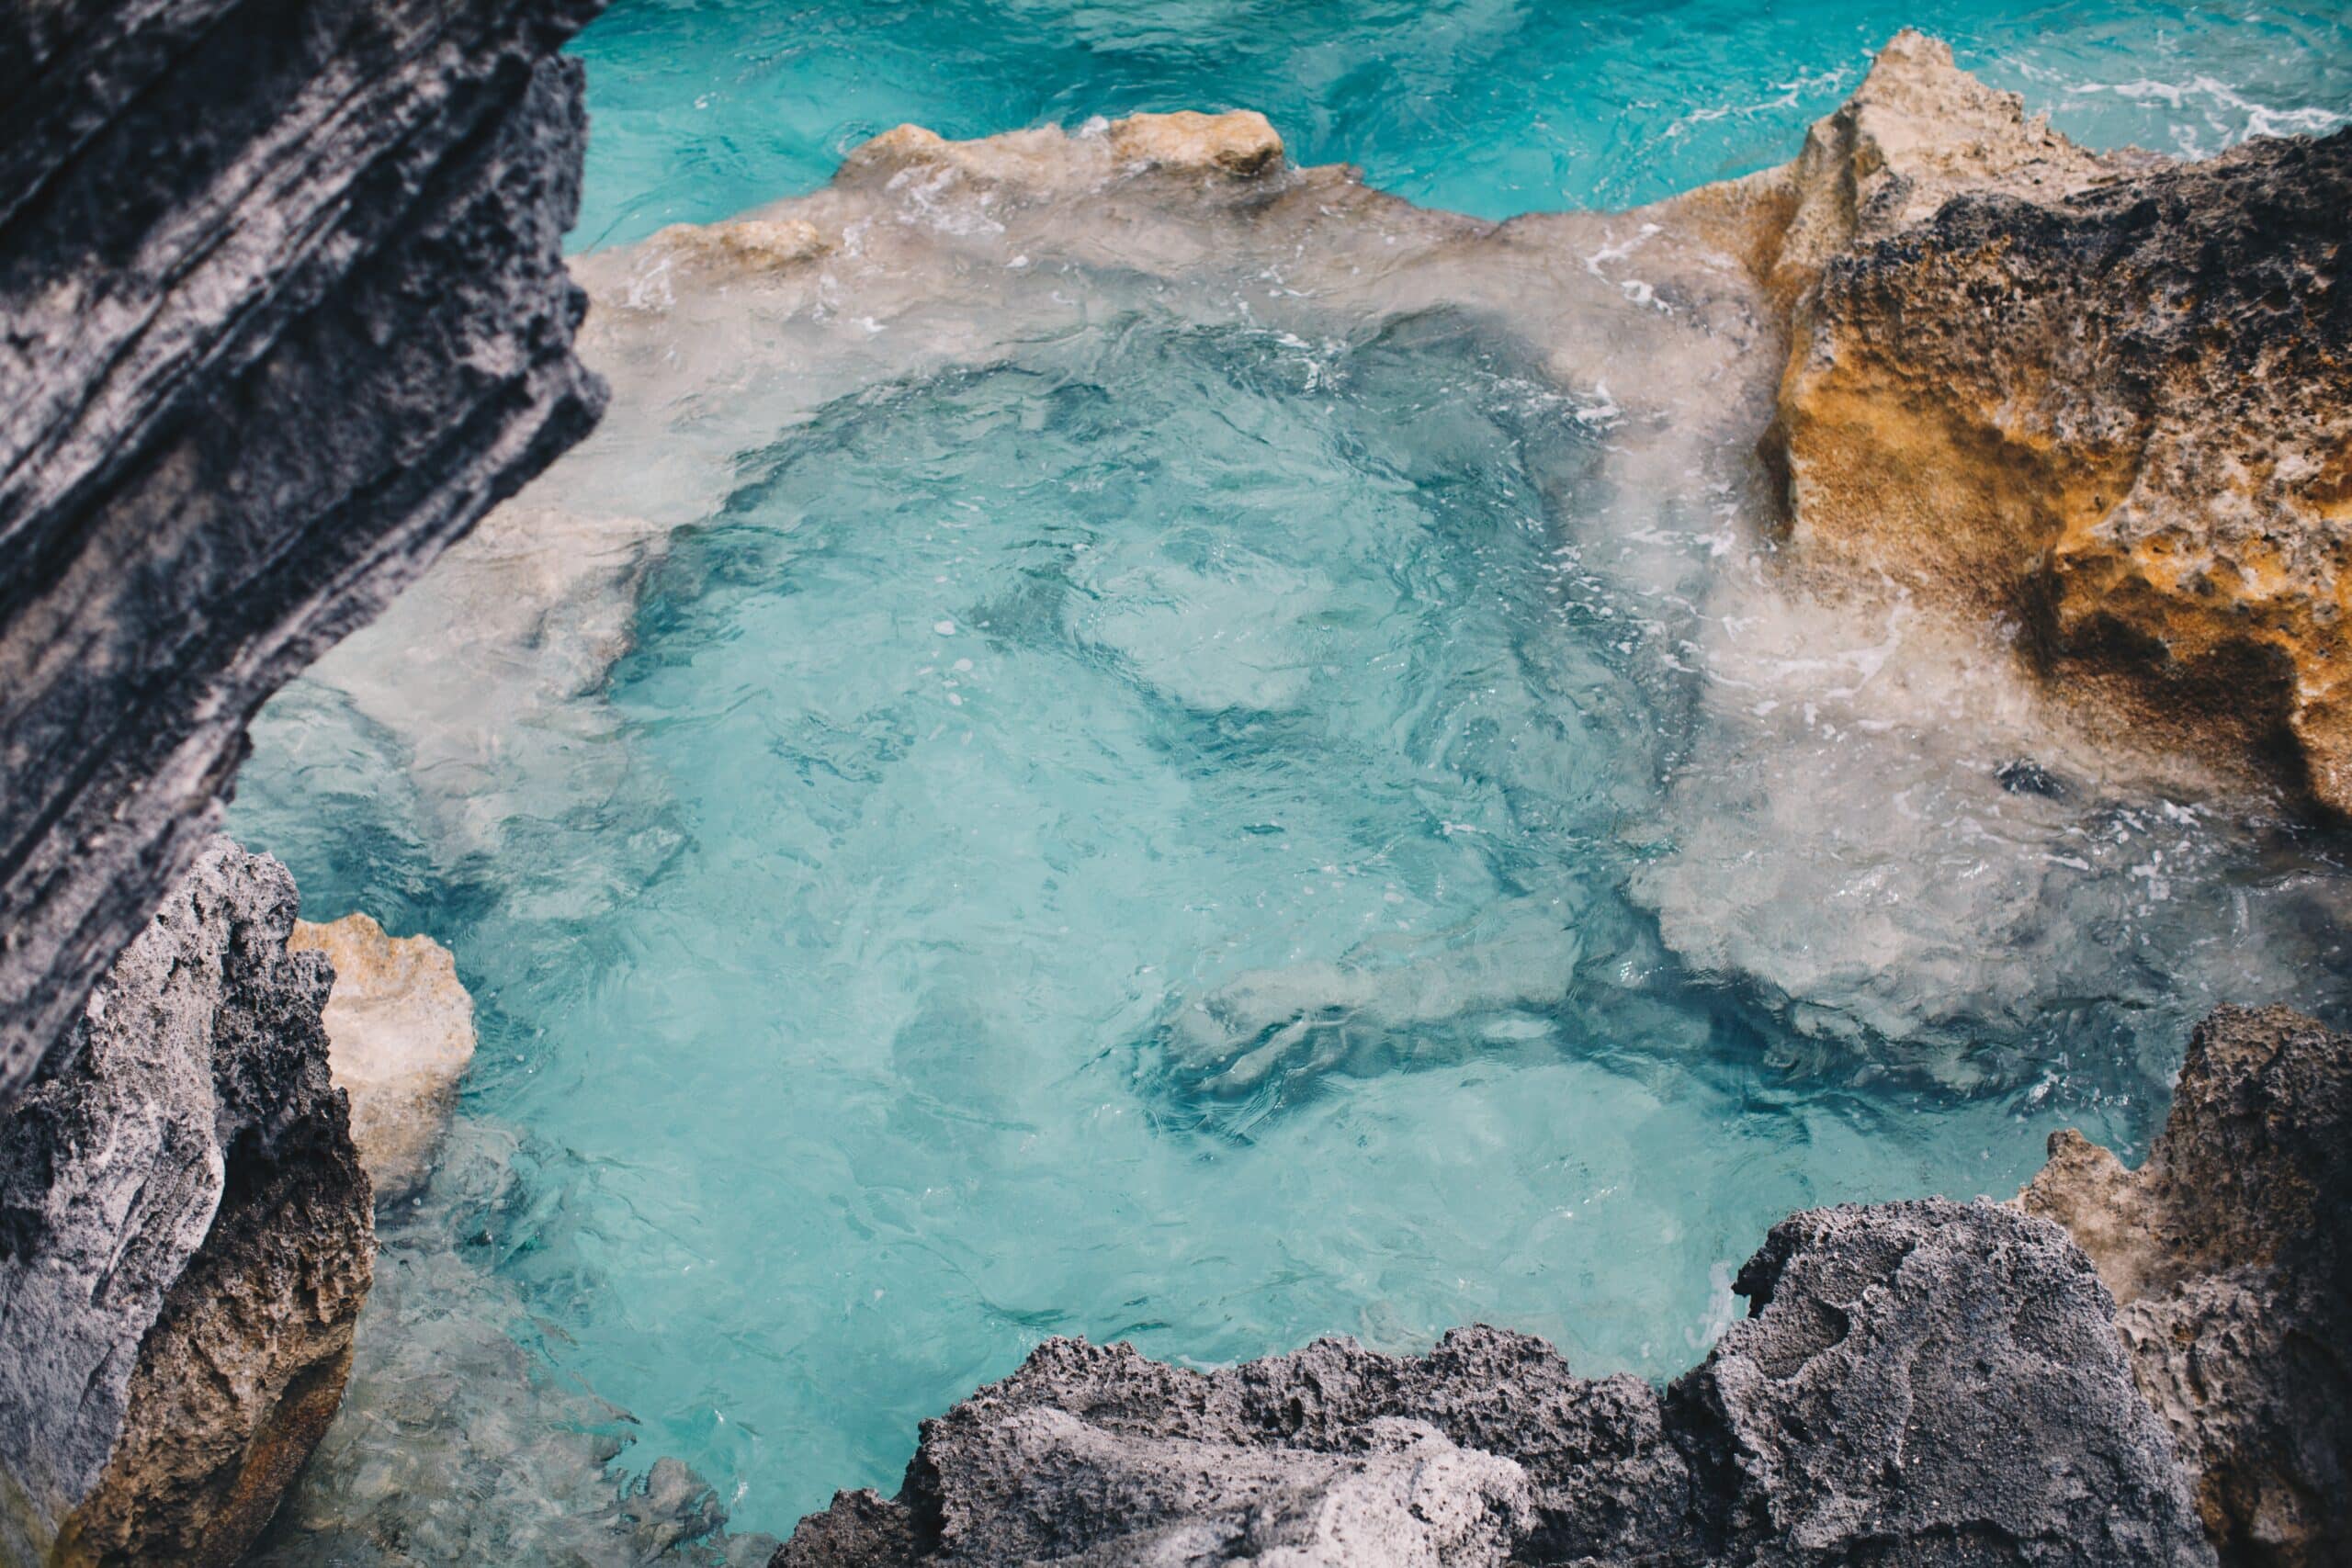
[0,6,2347,1566]
[779,1004,2352,1567]
[1743,35,2352,814]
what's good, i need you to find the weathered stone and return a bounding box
[0,840,372,1567]
[777,1200,2209,1567]
[837,110,1284,195]
[288,913,478,1203]
[1690,1201,2211,1566]
[638,218,835,276]
[0,0,611,1105]
[2023,1007,2352,1564]
[1745,30,2131,304]
[1742,34,2352,811]
[1104,110,1284,177]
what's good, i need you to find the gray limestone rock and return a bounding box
[0,840,372,1566]
[2023,1006,2352,1564]
[778,1199,2210,1567]
[0,0,610,1106]
[1688,1201,2214,1565]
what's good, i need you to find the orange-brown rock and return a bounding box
[838,109,1283,193]
[1744,35,2352,809]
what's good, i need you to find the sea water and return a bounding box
[233,0,2352,1549]
[569,0,2352,247]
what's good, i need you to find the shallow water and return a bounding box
[236,2,2352,1550]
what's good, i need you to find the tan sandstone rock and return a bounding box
[1758,30,2124,301]
[1103,108,1283,176]
[838,109,1283,193]
[289,913,478,1203]
[639,217,832,275]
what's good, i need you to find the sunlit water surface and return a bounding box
[234,0,2352,1546]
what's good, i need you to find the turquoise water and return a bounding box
[236,2,2352,1548]
[571,0,2351,247]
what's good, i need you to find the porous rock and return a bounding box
[2023,1006,2352,1564]
[1743,33,2352,810]
[288,913,479,1203]
[1745,29,2129,304]
[0,0,611,1105]
[778,1199,2210,1566]
[0,840,372,1567]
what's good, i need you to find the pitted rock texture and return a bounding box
[1743,33,2352,811]
[778,1199,2210,1567]
[2023,1007,2352,1565]
[0,0,610,1105]
[288,913,478,1203]
[1737,29,2132,306]
[0,840,372,1567]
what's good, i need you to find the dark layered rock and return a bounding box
[778,1199,2211,1567]
[0,840,372,1567]
[2023,1007,2352,1564]
[0,0,610,1106]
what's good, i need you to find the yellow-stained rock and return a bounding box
[288,914,478,1202]
[1760,30,2121,301]
[1731,32,2352,812]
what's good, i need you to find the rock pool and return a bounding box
[231,0,2352,1551]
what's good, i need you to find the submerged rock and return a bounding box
[1742,32,2352,813]
[0,841,371,1566]
[0,0,610,1103]
[288,913,479,1203]
[2022,1006,2352,1564]
[778,1199,2210,1567]
[245,1114,778,1568]
[1160,896,1582,1093]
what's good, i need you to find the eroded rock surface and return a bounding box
[0,0,610,1104]
[1723,28,2132,305]
[288,913,478,1202]
[2023,1007,2352,1564]
[1744,33,2352,812]
[0,841,372,1567]
[778,1200,2210,1567]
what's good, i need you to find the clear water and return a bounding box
[233,1,2352,1550]
[570,0,2351,248]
